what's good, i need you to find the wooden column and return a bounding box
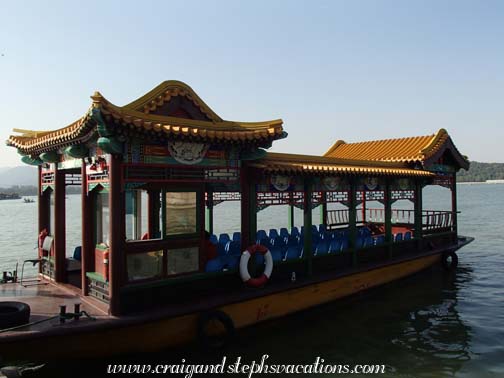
[384,180,393,258]
[240,167,256,251]
[361,191,367,224]
[320,192,327,227]
[81,161,93,295]
[414,179,423,238]
[348,178,357,266]
[288,191,294,230]
[37,166,50,235]
[303,178,313,276]
[451,172,458,235]
[38,166,50,275]
[108,154,124,316]
[205,188,214,235]
[53,164,66,283]
[148,189,161,238]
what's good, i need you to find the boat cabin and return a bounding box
[7,81,470,315]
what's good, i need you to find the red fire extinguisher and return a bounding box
[103,250,110,282]
[38,229,48,257]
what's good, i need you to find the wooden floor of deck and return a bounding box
[0,278,110,335]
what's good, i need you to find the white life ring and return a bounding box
[239,244,273,287]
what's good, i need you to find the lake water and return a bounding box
[0,184,503,377]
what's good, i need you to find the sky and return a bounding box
[0,0,503,167]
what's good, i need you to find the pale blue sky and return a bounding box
[1,0,503,167]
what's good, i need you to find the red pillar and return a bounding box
[240,167,250,251]
[81,161,93,295]
[53,165,66,283]
[108,154,124,315]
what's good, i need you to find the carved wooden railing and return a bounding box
[326,208,455,233]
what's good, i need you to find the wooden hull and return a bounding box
[1,252,441,362]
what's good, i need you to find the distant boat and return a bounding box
[0,193,21,200]
[23,198,35,203]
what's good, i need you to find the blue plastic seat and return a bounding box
[270,247,283,262]
[273,235,287,248]
[228,241,241,256]
[356,237,365,249]
[256,230,267,243]
[269,229,279,240]
[329,239,342,253]
[73,246,82,261]
[395,233,403,242]
[291,227,300,238]
[222,255,240,270]
[217,242,228,256]
[284,245,303,260]
[209,234,218,245]
[341,238,349,251]
[287,235,299,247]
[280,228,289,239]
[319,224,326,233]
[375,235,385,245]
[311,225,318,234]
[404,231,412,240]
[364,236,374,247]
[218,233,230,245]
[315,240,329,256]
[259,237,272,249]
[205,258,223,272]
[232,232,241,242]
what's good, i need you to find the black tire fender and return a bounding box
[197,310,235,349]
[0,301,30,330]
[442,250,459,271]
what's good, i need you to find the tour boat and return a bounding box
[0,81,473,362]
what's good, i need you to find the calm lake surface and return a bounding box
[0,184,502,377]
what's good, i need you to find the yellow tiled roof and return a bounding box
[251,152,434,177]
[7,81,284,154]
[324,129,455,163]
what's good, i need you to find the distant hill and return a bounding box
[0,166,37,187]
[457,161,504,182]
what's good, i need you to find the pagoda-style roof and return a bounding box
[323,129,469,170]
[250,152,434,177]
[7,81,285,154]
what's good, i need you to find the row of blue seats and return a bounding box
[210,225,342,249]
[206,230,413,272]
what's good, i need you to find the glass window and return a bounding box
[165,192,197,236]
[96,192,109,245]
[167,246,199,275]
[127,250,163,281]
[125,190,162,241]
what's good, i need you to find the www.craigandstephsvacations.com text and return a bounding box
[106,355,386,376]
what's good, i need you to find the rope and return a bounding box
[0,315,60,334]
[0,311,96,333]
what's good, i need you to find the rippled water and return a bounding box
[1,184,503,377]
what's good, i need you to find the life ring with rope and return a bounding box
[239,244,273,287]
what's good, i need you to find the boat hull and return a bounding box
[1,252,443,362]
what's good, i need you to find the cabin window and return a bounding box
[125,190,162,241]
[127,250,163,281]
[165,192,197,236]
[166,246,199,275]
[95,191,110,245]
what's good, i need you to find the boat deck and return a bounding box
[0,279,110,335]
